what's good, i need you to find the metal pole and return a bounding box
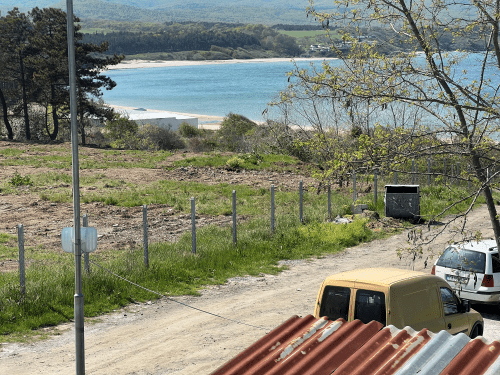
[143,205,149,268]
[374,170,378,206]
[83,215,89,274]
[299,180,303,223]
[428,158,431,186]
[191,198,196,254]
[18,224,25,296]
[271,185,275,233]
[232,190,237,245]
[66,1,84,372]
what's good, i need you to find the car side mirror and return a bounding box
[461,299,471,313]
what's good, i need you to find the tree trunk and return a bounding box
[19,51,30,140]
[48,84,59,141]
[0,88,14,140]
[472,155,500,249]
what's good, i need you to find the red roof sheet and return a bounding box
[211,315,500,375]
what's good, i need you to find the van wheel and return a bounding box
[470,324,482,339]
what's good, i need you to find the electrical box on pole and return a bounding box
[61,227,98,253]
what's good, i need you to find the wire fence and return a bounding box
[11,158,491,298]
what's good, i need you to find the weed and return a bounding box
[10,172,33,187]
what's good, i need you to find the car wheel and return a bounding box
[470,324,481,339]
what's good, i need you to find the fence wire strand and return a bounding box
[88,259,270,332]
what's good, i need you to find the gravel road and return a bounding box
[1,205,500,375]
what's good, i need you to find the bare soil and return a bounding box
[1,141,500,374]
[0,142,317,273]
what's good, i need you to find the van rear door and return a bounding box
[438,282,470,335]
[352,289,386,325]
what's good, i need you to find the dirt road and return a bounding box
[1,205,500,375]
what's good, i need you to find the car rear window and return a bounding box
[319,286,351,321]
[354,289,386,326]
[436,247,486,273]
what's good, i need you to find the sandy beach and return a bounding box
[108,57,334,70]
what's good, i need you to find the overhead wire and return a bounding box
[88,259,270,332]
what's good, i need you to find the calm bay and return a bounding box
[101,59,330,122]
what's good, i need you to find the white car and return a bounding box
[432,239,500,304]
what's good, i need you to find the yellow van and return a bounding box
[314,268,484,338]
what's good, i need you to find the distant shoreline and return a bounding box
[108,57,335,70]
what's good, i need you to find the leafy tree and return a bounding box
[0,8,34,140]
[28,7,70,141]
[0,7,123,142]
[276,0,500,250]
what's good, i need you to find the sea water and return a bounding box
[101,54,500,125]
[101,59,329,122]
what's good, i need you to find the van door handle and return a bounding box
[448,323,452,329]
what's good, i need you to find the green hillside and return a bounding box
[1,0,334,25]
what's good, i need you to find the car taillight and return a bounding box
[431,265,435,275]
[481,275,494,287]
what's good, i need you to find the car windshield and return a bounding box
[436,247,486,273]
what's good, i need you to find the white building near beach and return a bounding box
[120,108,198,131]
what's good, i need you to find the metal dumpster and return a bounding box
[384,185,420,219]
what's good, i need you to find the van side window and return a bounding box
[354,290,386,326]
[492,253,500,274]
[319,286,351,321]
[440,287,459,315]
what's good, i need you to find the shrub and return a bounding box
[105,114,139,149]
[216,113,257,152]
[179,122,201,138]
[187,136,217,152]
[226,156,245,170]
[138,124,185,150]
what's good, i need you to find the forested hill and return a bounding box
[1,0,334,25]
[81,23,304,58]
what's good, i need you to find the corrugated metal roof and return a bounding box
[211,315,500,375]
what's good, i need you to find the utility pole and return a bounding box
[66,1,85,373]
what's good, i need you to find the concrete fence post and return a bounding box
[232,190,237,245]
[412,159,415,184]
[299,180,303,223]
[353,170,357,203]
[191,198,196,254]
[17,224,25,296]
[271,185,275,233]
[428,158,431,186]
[143,205,149,268]
[328,180,332,220]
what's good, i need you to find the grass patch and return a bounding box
[0,147,173,169]
[0,148,25,157]
[0,215,376,338]
[172,153,302,172]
